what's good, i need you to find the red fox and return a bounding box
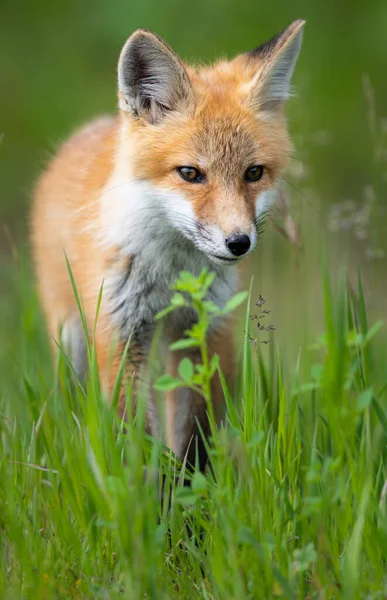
[31,21,304,468]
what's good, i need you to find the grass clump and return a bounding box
[1,262,387,599]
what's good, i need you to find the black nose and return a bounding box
[225,234,251,256]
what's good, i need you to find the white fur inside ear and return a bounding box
[249,27,304,115]
[118,32,193,122]
[118,48,176,111]
[263,31,303,104]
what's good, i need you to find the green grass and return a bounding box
[1,258,387,600]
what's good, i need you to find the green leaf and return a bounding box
[198,268,210,285]
[201,271,216,294]
[189,323,203,340]
[311,363,324,381]
[364,320,383,344]
[357,388,373,411]
[154,374,182,391]
[237,526,263,554]
[178,358,194,381]
[347,329,363,347]
[202,300,219,313]
[155,305,175,321]
[372,397,387,435]
[221,291,248,315]
[292,543,317,573]
[308,333,328,350]
[170,293,186,307]
[192,373,204,386]
[170,338,199,351]
[192,472,208,496]
[246,431,265,448]
[175,487,198,505]
[178,271,194,283]
[209,354,220,377]
[293,382,321,394]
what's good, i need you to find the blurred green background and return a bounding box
[1,0,386,371]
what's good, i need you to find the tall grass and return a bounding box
[1,259,387,599]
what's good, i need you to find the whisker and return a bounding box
[254,209,272,241]
[150,228,212,247]
[279,176,320,216]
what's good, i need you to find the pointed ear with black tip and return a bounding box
[245,20,305,116]
[118,30,194,123]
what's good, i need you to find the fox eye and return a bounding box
[244,165,264,182]
[176,166,205,183]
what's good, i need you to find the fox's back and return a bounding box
[31,116,118,332]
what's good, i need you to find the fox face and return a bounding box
[115,21,304,265]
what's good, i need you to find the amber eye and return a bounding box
[244,165,264,182]
[176,166,205,183]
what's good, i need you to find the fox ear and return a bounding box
[118,30,194,123]
[246,20,305,115]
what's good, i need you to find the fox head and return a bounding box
[116,21,304,265]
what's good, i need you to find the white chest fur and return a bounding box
[100,178,238,344]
